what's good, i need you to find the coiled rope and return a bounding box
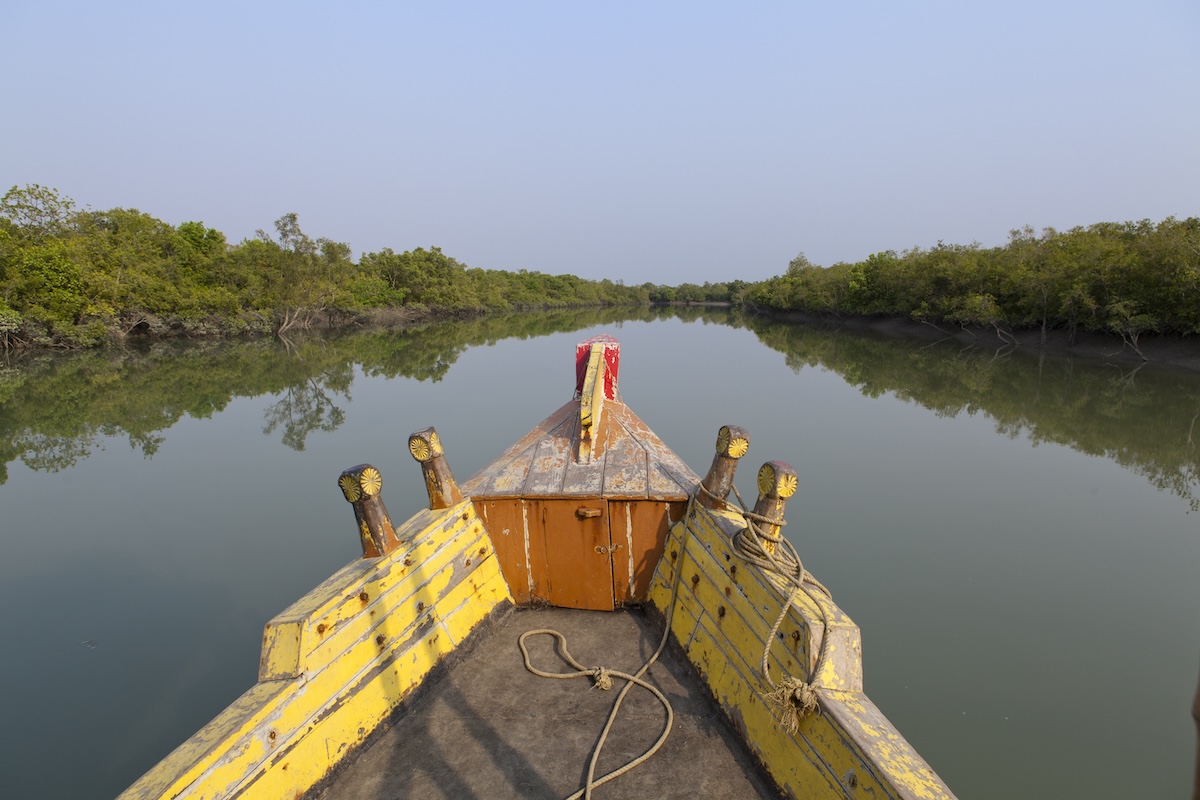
[699,481,834,734]
[518,479,833,798]
[517,494,699,800]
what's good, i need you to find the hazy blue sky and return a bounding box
[4,1,1198,284]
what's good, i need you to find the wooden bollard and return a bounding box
[337,464,401,558]
[408,427,463,510]
[699,425,750,510]
[752,461,798,556]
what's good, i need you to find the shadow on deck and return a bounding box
[313,606,782,799]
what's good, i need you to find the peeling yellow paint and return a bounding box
[648,503,956,800]
[119,499,512,800]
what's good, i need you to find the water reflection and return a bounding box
[3,307,1199,509]
[3,309,1197,800]
[260,359,353,451]
[0,307,683,480]
[737,316,1200,511]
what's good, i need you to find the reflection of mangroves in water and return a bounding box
[743,317,1200,510]
[0,307,678,484]
[17,304,1192,508]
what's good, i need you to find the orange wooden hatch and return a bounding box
[462,336,698,610]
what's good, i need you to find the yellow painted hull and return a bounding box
[121,496,954,800]
[120,501,511,800]
[647,502,954,799]
[121,335,955,799]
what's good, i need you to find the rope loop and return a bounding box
[709,480,835,730]
[516,493,708,799]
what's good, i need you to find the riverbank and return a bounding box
[749,308,1200,373]
[0,303,643,353]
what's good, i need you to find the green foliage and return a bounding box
[11,184,1191,353]
[647,280,741,304]
[7,238,85,324]
[0,185,653,349]
[0,301,23,350]
[1,184,76,239]
[750,218,1200,338]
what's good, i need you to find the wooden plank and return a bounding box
[559,412,609,494]
[689,600,948,800]
[259,505,468,680]
[577,342,612,462]
[460,401,575,496]
[523,435,571,495]
[522,499,554,603]
[648,556,875,799]
[560,412,606,494]
[665,504,863,691]
[540,500,614,610]
[473,498,534,604]
[685,612,850,798]
[656,518,818,680]
[610,404,700,498]
[648,533,818,706]
[438,561,512,644]
[560,455,606,495]
[601,425,649,498]
[812,690,956,800]
[303,521,492,673]
[116,680,294,800]
[610,500,679,605]
[666,509,823,677]
[121,509,511,800]
[646,505,954,800]
[235,617,459,800]
[647,456,697,499]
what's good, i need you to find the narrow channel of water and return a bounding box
[1,309,1196,799]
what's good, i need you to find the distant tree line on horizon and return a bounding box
[2,184,1197,353]
[0,185,672,349]
[749,217,1200,354]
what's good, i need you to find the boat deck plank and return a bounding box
[462,401,699,503]
[313,606,782,799]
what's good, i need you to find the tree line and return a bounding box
[0,185,657,349]
[749,217,1200,354]
[4,184,1197,353]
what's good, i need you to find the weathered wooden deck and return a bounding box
[312,606,782,799]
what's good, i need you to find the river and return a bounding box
[1,308,1196,799]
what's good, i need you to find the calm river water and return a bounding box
[1,308,1197,799]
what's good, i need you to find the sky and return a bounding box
[3,1,1198,285]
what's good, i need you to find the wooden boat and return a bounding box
[120,335,957,799]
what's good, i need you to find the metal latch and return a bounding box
[576,507,603,519]
[595,543,623,555]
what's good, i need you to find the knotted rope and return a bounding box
[517,494,699,799]
[699,481,834,734]
[518,628,673,800]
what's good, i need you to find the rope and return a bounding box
[518,475,835,796]
[700,480,835,733]
[517,494,699,800]
[517,629,673,799]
